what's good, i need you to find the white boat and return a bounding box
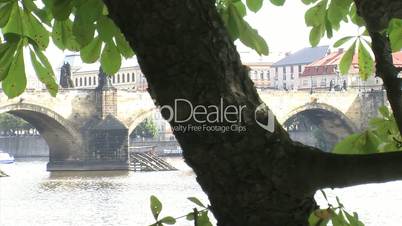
[0,151,14,164]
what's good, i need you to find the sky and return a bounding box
[44,1,361,70]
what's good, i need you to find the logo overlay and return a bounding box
[158,99,275,133]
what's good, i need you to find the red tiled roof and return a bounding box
[393,51,402,66]
[301,50,402,77]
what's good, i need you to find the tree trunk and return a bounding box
[103,0,402,225]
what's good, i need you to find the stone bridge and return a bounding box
[0,85,386,170]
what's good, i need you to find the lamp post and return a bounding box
[310,74,313,94]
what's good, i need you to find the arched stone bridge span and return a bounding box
[0,88,386,170]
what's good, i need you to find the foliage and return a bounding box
[0,113,34,135]
[131,118,158,138]
[334,106,402,154]
[0,0,400,98]
[148,195,213,226]
[309,190,364,226]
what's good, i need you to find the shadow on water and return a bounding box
[39,171,130,192]
[48,170,129,179]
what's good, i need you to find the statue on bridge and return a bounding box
[59,62,74,88]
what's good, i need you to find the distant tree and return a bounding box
[131,118,158,139]
[0,113,35,136]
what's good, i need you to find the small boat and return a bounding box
[0,151,14,164]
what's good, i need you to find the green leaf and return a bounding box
[327,0,352,27]
[29,47,58,96]
[21,0,38,12]
[150,195,162,220]
[339,40,356,75]
[2,3,23,36]
[187,197,206,208]
[309,24,324,47]
[357,41,373,80]
[246,0,263,13]
[388,19,402,52]
[233,1,247,17]
[52,19,80,51]
[72,13,95,47]
[2,42,26,98]
[75,0,103,22]
[229,4,268,55]
[224,5,240,40]
[331,211,348,226]
[100,41,121,74]
[115,32,134,58]
[52,0,73,21]
[186,212,195,221]
[304,0,327,27]
[34,8,52,26]
[97,16,118,42]
[350,3,365,27]
[80,36,103,63]
[270,0,285,6]
[333,130,381,154]
[324,13,333,39]
[0,1,13,27]
[159,216,176,225]
[24,10,50,49]
[301,0,319,4]
[344,211,364,226]
[197,211,213,226]
[333,36,354,48]
[0,41,17,81]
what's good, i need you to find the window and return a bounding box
[117,74,120,83]
[282,67,286,75]
[93,76,96,85]
[267,71,270,80]
[127,73,130,82]
[132,73,135,82]
[283,83,287,90]
[89,77,91,86]
[122,73,125,83]
[290,66,294,74]
[79,77,82,86]
[260,71,264,79]
[275,67,278,75]
[283,74,286,80]
[298,65,302,74]
[302,79,308,86]
[112,75,115,83]
[312,79,317,87]
[84,77,87,86]
[321,78,327,87]
[75,78,78,86]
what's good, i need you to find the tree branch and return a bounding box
[368,31,402,134]
[296,146,402,191]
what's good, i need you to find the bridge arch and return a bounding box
[127,107,158,136]
[283,103,357,152]
[0,103,82,161]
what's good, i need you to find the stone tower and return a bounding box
[95,68,117,119]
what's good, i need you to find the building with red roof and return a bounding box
[299,49,402,90]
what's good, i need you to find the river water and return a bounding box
[1,158,402,226]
